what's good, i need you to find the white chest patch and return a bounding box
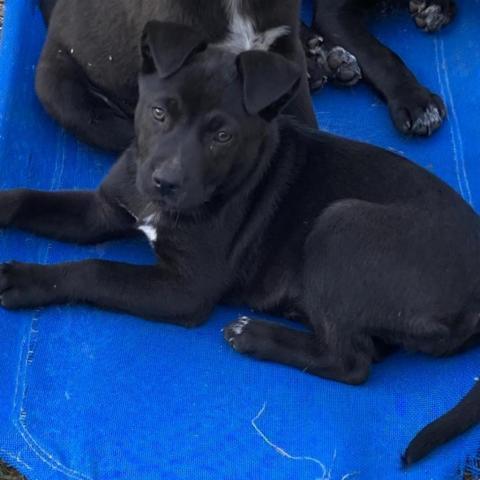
[137,214,158,244]
[219,0,290,54]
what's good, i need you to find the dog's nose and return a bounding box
[152,169,181,197]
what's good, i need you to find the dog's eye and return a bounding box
[152,107,167,122]
[214,131,232,144]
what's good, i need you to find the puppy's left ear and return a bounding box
[237,50,301,121]
[141,21,207,77]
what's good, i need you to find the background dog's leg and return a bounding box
[312,0,446,136]
[0,260,214,326]
[0,189,134,243]
[35,39,134,152]
[224,318,370,385]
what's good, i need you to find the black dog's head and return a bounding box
[134,21,301,212]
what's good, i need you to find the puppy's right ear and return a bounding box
[141,21,207,77]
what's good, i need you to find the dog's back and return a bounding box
[35,0,317,151]
[42,0,303,104]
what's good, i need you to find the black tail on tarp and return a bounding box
[39,0,57,24]
[403,380,480,465]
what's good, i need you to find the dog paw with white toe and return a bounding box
[389,89,446,136]
[409,0,455,32]
[224,316,255,353]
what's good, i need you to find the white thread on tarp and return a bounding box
[433,37,473,206]
[251,403,358,480]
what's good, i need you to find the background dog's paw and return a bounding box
[0,262,56,309]
[305,34,330,91]
[409,0,455,32]
[303,31,362,91]
[306,44,362,91]
[389,90,446,136]
[326,46,362,87]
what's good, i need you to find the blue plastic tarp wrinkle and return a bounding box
[1,0,480,479]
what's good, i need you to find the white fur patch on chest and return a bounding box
[218,0,290,54]
[137,214,158,244]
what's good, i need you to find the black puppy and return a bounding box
[36,0,320,152]
[304,0,455,136]
[3,22,480,463]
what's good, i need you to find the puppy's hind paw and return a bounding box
[409,0,455,32]
[224,316,254,353]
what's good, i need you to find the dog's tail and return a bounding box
[39,0,57,24]
[403,380,480,465]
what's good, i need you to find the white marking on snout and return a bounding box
[219,0,290,54]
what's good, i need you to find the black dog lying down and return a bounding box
[3,22,480,464]
[36,0,321,152]
[304,0,455,136]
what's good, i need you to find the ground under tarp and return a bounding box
[0,1,479,479]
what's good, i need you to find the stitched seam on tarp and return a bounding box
[0,447,32,472]
[12,313,93,480]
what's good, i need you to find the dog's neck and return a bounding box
[217,0,290,54]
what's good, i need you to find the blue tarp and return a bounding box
[0,1,479,479]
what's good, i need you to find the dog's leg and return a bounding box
[35,39,134,152]
[300,21,362,91]
[224,318,370,385]
[409,0,456,32]
[0,189,134,244]
[0,260,214,325]
[0,192,218,322]
[312,0,446,136]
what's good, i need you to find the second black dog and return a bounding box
[36,0,319,152]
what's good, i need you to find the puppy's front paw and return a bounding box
[409,0,455,32]
[224,316,255,354]
[0,262,58,309]
[0,190,24,227]
[389,89,446,136]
